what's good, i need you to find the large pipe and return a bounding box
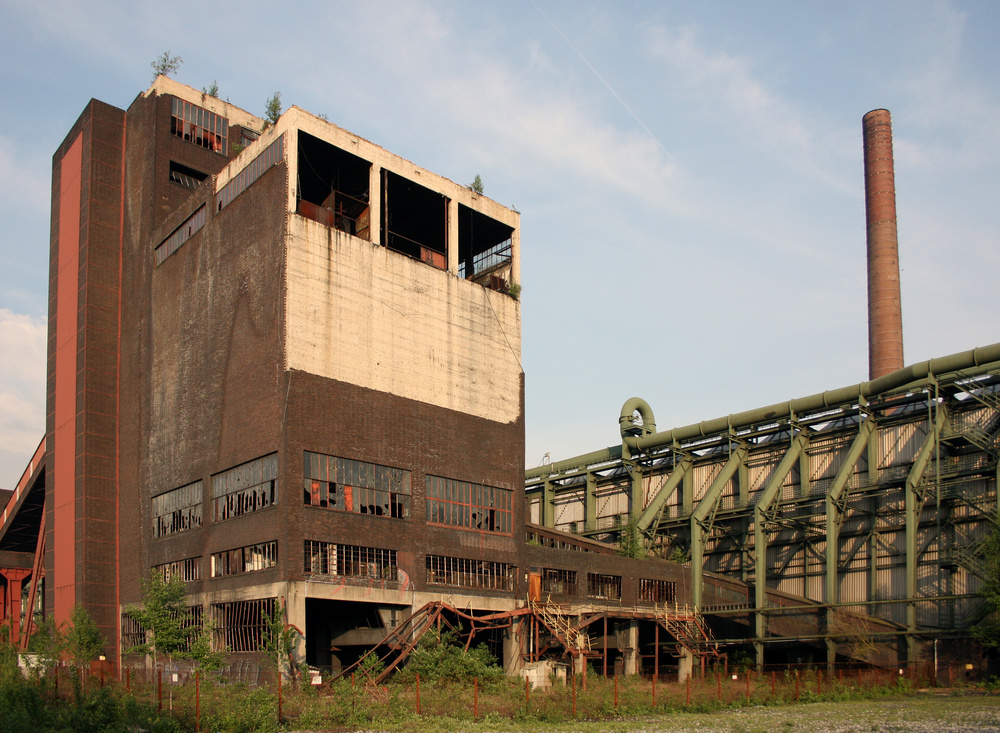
[526,342,1000,479]
[863,109,904,379]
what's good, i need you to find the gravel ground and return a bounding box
[319,694,1000,733]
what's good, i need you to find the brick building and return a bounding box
[0,77,687,676]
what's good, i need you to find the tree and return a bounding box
[263,92,282,128]
[262,599,300,681]
[65,605,106,674]
[617,518,646,559]
[125,570,190,669]
[974,525,1000,649]
[150,51,182,82]
[27,615,65,675]
[468,174,484,194]
[202,80,219,98]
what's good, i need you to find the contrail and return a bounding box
[531,1,675,161]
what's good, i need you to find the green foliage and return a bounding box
[125,570,189,668]
[188,617,226,672]
[469,174,484,194]
[506,281,522,300]
[617,517,646,558]
[262,92,282,128]
[27,615,64,673]
[974,524,1000,648]
[402,627,504,683]
[202,80,219,97]
[231,142,245,155]
[65,604,106,671]
[262,599,301,681]
[150,51,182,82]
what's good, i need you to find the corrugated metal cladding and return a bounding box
[691,462,723,505]
[553,491,584,526]
[807,435,852,482]
[746,448,785,493]
[878,420,926,468]
[527,498,540,524]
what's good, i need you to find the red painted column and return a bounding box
[1,568,31,647]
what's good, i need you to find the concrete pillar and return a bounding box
[283,583,307,676]
[503,621,526,675]
[678,649,694,683]
[622,621,639,675]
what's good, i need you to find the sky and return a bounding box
[1,1,999,488]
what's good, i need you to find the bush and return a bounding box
[400,628,504,683]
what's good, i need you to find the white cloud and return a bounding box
[0,309,46,489]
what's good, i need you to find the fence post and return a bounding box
[572,673,577,717]
[100,665,104,688]
[816,668,821,695]
[158,668,163,712]
[716,670,721,702]
[277,673,283,725]
[652,671,656,707]
[771,670,775,697]
[126,667,131,695]
[745,670,750,700]
[686,674,690,706]
[794,670,800,701]
[196,670,201,732]
[614,674,618,709]
[525,676,530,711]
[416,673,421,715]
[473,677,478,722]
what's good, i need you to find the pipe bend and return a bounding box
[620,397,656,439]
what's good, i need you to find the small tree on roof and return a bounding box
[263,92,282,129]
[150,51,182,82]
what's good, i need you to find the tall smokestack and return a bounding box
[863,109,904,379]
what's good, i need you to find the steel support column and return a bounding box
[541,479,554,527]
[905,400,947,663]
[585,473,597,532]
[754,433,809,669]
[692,443,748,609]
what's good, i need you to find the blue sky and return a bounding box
[2,1,999,487]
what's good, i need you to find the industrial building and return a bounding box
[0,82,996,681]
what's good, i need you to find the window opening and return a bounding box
[295,131,371,240]
[153,557,202,583]
[425,555,513,591]
[458,205,513,290]
[541,568,577,596]
[122,605,203,653]
[211,453,278,522]
[152,480,203,537]
[170,97,228,154]
[216,135,284,212]
[303,451,410,518]
[154,205,206,266]
[382,170,448,268]
[426,475,513,534]
[238,128,260,149]
[303,541,397,580]
[587,572,622,600]
[211,540,278,577]
[639,578,676,604]
[169,161,208,190]
[212,598,274,652]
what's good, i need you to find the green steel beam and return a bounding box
[585,473,597,532]
[692,443,748,609]
[905,400,948,662]
[636,457,692,532]
[541,479,554,527]
[825,414,879,608]
[753,433,809,668]
[629,463,644,521]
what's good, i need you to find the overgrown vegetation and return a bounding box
[400,627,504,683]
[975,523,1000,649]
[262,92,282,129]
[617,517,646,558]
[150,51,182,82]
[468,174,484,194]
[201,80,219,98]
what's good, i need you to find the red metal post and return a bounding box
[817,668,821,694]
[716,670,721,702]
[416,673,421,715]
[572,673,577,717]
[158,669,163,711]
[746,670,750,700]
[794,670,800,701]
[614,674,618,709]
[525,676,530,710]
[652,671,656,707]
[603,617,608,677]
[196,670,201,732]
[686,675,690,706]
[473,677,478,721]
[126,667,131,694]
[771,670,775,697]
[277,673,283,725]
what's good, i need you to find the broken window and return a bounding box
[541,568,578,596]
[303,540,397,580]
[639,578,676,604]
[122,605,203,653]
[238,128,259,149]
[152,480,203,537]
[425,555,513,591]
[154,205,206,266]
[170,97,228,154]
[211,454,278,522]
[216,135,284,211]
[587,572,622,600]
[153,557,202,583]
[425,475,513,534]
[295,131,371,240]
[212,598,274,652]
[382,170,448,268]
[211,540,278,577]
[169,161,208,190]
[302,451,410,519]
[458,205,514,290]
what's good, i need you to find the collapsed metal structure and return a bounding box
[526,344,1000,668]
